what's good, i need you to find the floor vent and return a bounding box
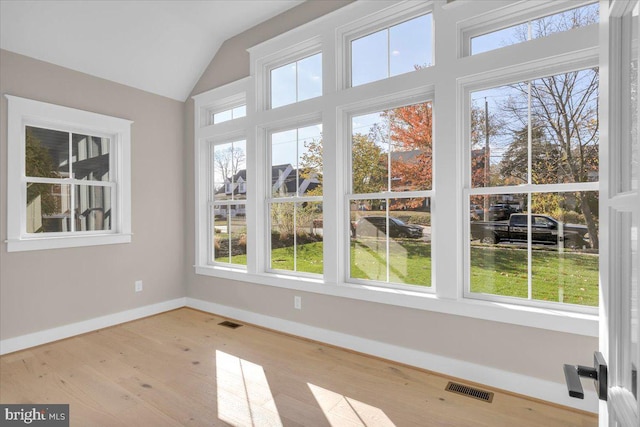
[218,321,243,329]
[445,381,494,403]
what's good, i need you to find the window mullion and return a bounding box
[69,132,75,233]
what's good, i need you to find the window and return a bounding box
[466,67,599,308]
[349,102,432,288]
[270,53,322,108]
[351,13,433,87]
[211,139,247,266]
[6,95,132,252]
[213,105,246,124]
[470,3,599,55]
[268,124,323,275]
[194,1,601,333]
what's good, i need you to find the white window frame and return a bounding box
[336,1,434,90]
[460,51,600,315]
[459,0,598,58]
[266,120,324,277]
[252,36,322,111]
[208,135,248,268]
[193,0,602,337]
[343,91,435,292]
[194,78,251,273]
[6,95,132,252]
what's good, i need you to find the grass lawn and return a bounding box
[350,238,431,286]
[470,245,599,306]
[218,238,599,307]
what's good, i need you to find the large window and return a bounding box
[467,67,599,308]
[349,102,432,288]
[194,1,602,332]
[268,124,323,275]
[6,95,132,252]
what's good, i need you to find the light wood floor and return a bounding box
[1,308,596,426]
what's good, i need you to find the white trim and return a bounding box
[194,266,597,337]
[5,95,132,252]
[0,298,186,355]
[186,297,598,413]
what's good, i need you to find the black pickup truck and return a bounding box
[470,213,589,248]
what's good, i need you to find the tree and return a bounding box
[351,134,387,195]
[383,102,432,194]
[214,144,245,188]
[299,137,323,197]
[492,7,600,248]
[25,129,59,216]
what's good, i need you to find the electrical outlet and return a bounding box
[135,280,143,292]
[294,296,302,310]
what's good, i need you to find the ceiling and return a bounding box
[0,0,305,101]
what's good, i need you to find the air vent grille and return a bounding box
[445,381,494,403]
[218,321,243,329]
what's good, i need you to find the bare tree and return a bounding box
[214,145,245,187]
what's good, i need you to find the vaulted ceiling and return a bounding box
[0,0,304,101]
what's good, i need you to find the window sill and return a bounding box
[194,265,598,337]
[6,233,132,252]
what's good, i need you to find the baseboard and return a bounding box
[186,297,598,414]
[0,297,186,355]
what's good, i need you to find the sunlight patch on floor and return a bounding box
[216,350,283,426]
[308,383,396,426]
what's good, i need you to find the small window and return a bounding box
[351,14,433,87]
[25,126,112,233]
[6,96,132,251]
[211,139,247,266]
[471,3,599,55]
[213,105,246,124]
[270,53,322,109]
[268,124,323,274]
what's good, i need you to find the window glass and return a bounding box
[269,125,323,275]
[26,183,71,233]
[26,126,69,178]
[352,102,432,193]
[471,69,599,188]
[72,134,110,181]
[213,105,247,125]
[469,192,599,307]
[530,191,599,306]
[350,197,431,287]
[212,140,247,201]
[271,125,323,197]
[75,185,112,231]
[468,67,599,308]
[24,126,114,235]
[471,3,599,55]
[271,53,322,108]
[213,204,247,265]
[352,14,432,87]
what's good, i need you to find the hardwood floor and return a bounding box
[1,308,596,426]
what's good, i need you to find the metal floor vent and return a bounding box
[445,381,494,403]
[218,321,243,329]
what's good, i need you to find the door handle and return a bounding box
[563,351,608,400]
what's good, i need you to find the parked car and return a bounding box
[470,213,589,248]
[487,203,521,220]
[353,216,423,238]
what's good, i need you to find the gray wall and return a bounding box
[0,49,185,338]
[184,0,598,387]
